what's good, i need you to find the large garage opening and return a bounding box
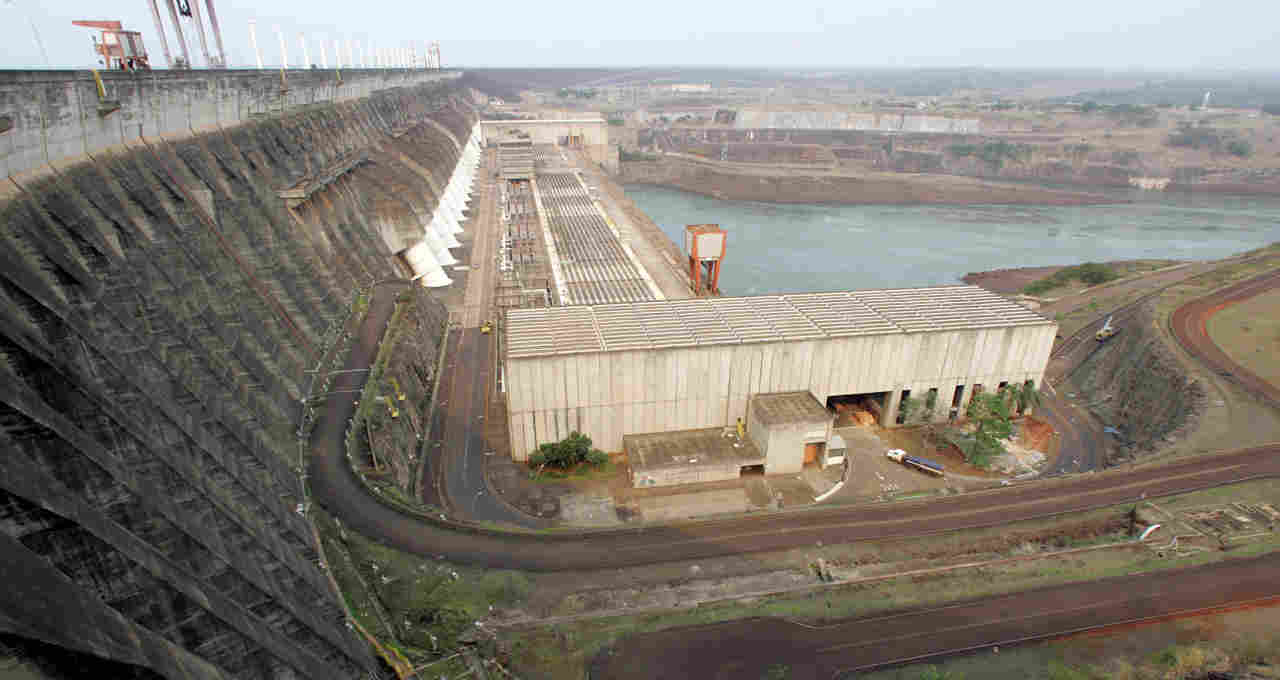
[827,391,889,427]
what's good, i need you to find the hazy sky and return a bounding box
[1,0,1275,70]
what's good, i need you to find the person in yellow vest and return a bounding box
[736,417,745,439]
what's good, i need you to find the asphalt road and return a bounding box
[308,285,1280,572]
[593,553,1280,679]
[435,326,543,527]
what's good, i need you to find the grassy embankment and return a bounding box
[1050,243,1280,339]
[504,478,1280,679]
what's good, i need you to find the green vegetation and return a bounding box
[1227,139,1253,157]
[1011,380,1042,415]
[950,392,1012,469]
[1023,262,1119,296]
[619,146,659,162]
[898,395,921,424]
[607,117,625,126]
[946,140,1031,168]
[918,667,964,680]
[529,431,608,472]
[1165,122,1251,154]
[314,510,525,674]
[509,478,1280,678]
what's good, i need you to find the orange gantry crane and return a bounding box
[72,20,150,70]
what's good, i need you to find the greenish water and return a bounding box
[623,185,1280,295]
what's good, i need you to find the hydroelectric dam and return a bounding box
[0,67,475,680]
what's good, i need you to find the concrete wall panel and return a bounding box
[508,320,1055,452]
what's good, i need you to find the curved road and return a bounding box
[309,280,1280,573]
[1171,268,1280,408]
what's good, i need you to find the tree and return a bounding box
[963,392,1012,469]
[529,431,607,470]
[923,389,939,421]
[898,395,921,425]
[1016,380,1042,414]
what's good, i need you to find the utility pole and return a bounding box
[273,24,288,69]
[298,33,310,68]
[248,19,263,69]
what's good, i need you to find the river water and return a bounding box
[623,185,1280,295]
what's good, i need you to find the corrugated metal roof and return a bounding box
[506,285,1051,358]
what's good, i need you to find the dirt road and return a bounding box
[593,554,1280,679]
[1170,268,1280,408]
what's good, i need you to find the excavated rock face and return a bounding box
[1072,303,1206,461]
[645,127,1280,194]
[0,80,474,680]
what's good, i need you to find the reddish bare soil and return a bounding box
[1020,416,1055,452]
[1171,268,1280,408]
[962,266,1064,294]
[591,555,1280,679]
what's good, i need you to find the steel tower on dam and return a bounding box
[0,68,473,679]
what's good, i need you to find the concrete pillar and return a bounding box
[884,387,903,428]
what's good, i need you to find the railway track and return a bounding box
[308,282,1280,573]
[1049,253,1277,367]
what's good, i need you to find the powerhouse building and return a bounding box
[504,285,1056,479]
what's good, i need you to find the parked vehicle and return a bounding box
[886,449,946,476]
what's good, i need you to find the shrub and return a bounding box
[585,450,609,466]
[1023,262,1118,295]
[1075,262,1116,285]
[529,432,606,470]
[1166,123,1227,151]
[1227,140,1253,157]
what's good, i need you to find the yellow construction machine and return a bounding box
[1095,315,1118,342]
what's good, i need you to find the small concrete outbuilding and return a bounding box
[625,428,764,488]
[746,392,834,475]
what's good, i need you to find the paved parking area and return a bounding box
[832,426,948,501]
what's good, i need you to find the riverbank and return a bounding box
[618,155,1115,206]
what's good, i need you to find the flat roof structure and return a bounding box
[749,391,831,427]
[625,428,764,487]
[533,172,663,306]
[507,285,1050,359]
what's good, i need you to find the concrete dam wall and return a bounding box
[0,69,472,680]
